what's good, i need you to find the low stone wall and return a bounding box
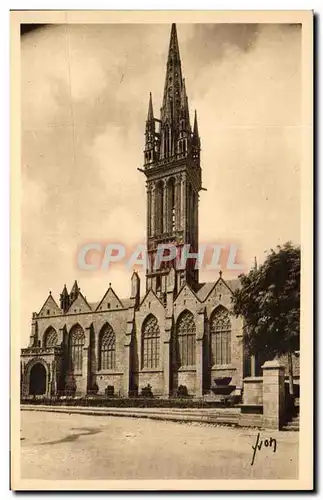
[239,413,263,428]
[243,377,263,405]
[21,404,263,428]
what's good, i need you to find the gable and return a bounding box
[96,287,124,312]
[38,294,61,317]
[139,289,164,312]
[67,292,92,314]
[174,283,200,306]
[203,278,233,304]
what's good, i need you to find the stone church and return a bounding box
[21,24,248,399]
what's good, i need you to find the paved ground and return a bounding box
[20,410,298,480]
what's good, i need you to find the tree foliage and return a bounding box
[232,242,300,359]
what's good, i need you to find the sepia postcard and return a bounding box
[11,10,313,491]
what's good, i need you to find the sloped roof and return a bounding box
[196,278,241,301]
[196,282,215,302]
[88,302,100,311]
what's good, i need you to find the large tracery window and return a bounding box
[210,307,231,365]
[43,326,58,348]
[69,324,85,372]
[99,324,116,370]
[142,315,160,369]
[176,310,196,367]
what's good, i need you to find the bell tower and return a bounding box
[141,24,202,298]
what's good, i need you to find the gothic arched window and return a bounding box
[69,324,85,372]
[176,310,196,367]
[43,326,58,348]
[210,307,231,365]
[99,324,116,370]
[142,314,160,369]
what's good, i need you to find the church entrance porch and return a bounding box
[29,362,47,396]
[21,346,64,399]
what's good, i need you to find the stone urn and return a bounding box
[214,377,232,386]
[211,377,235,398]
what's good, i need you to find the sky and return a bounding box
[21,23,301,345]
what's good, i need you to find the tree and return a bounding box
[232,242,300,394]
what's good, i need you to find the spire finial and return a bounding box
[147,92,154,121]
[219,270,222,278]
[161,23,183,127]
[109,282,111,288]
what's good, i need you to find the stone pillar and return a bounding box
[262,360,286,430]
[251,354,256,377]
[46,363,51,398]
[123,314,134,397]
[79,326,91,395]
[123,344,131,397]
[58,326,65,346]
[195,310,205,398]
[80,347,89,395]
[29,314,38,347]
[195,340,203,398]
[51,359,57,396]
[163,341,171,398]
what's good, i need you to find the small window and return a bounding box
[47,309,50,315]
[107,303,111,309]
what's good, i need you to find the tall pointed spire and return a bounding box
[169,23,180,60]
[161,23,183,126]
[144,92,156,165]
[147,92,154,121]
[70,280,80,304]
[60,284,70,313]
[192,110,200,162]
[141,23,203,293]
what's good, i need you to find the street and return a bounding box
[20,410,298,480]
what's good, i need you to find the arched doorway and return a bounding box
[29,362,47,396]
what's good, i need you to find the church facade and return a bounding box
[21,24,246,399]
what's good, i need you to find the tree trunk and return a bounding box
[288,352,294,396]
